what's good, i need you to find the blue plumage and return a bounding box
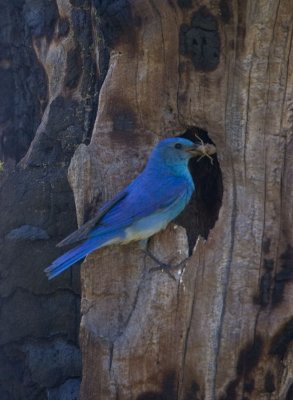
[45,137,215,279]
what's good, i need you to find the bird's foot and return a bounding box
[142,250,188,281]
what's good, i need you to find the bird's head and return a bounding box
[149,137,216,168]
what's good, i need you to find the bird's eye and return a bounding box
[174,143,182,149]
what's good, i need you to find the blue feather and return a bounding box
[45,234,119,279]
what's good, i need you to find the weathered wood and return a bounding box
[67,1,293,399]
[2,0,292,398]
[0,0,100,398]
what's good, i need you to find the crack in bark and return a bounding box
[177,259,198,399]
[243,59,252,184]
[279,7,292,120]
[117,265,146,336]
[149,0,166,71]
[107,261,147,380]
[213,160,237,398]
[109,341,114,372]
[258,0,291,311]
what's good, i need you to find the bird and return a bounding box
[45,137,216,279]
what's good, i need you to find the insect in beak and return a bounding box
[186,134,216,164]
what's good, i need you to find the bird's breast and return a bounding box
[122,198,188,244]
[125,212,169,242]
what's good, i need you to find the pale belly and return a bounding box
[97,214,170,248]
[122,200,187,244]
[123,216,169,243]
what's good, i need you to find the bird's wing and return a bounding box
[56,191,128,247]
[90,175,191,233]
[57,175,191,247]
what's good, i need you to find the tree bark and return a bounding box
[0,0,101,398]
[74,1,293,399]
[1,1,293,400]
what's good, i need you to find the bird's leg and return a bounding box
[149,253,188,273]
[142,249,176,281]
[139,240,187,281]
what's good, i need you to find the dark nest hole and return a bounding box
[175,127,223,254]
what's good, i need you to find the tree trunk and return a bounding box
[76,1,293,399]
[0,0,100,398]
[1,1,293,400]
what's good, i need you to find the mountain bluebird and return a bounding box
[45,137,216,279]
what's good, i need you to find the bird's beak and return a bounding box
[186,142,217,157]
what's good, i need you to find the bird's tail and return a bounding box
[45,237,108,280]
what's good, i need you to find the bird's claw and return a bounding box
[143,249,187,281]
